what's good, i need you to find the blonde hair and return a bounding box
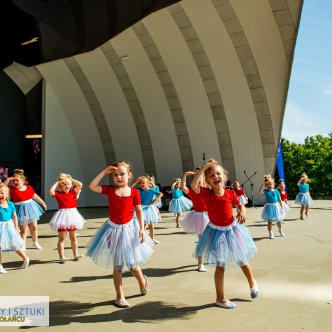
[300,172,308,182]
[264,174,275,185]
[12,169,27,184]
[204,160,228,181]
[0,182,9,199]
[232,181,240,189]
[58,173,72,186]
[112,160,134,180]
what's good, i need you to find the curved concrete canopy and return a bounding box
[6,0,304,208]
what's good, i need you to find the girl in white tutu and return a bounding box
[259,175,285,239]
[168,178,193,227]
[49,173,85,263]
[87,161,154,308]
[180,169,209,272]
[0,183,30,273]
[191,160,258,309]
[295,173,313,220]
[131,176,163,244]
[277,179,289,222]
[231,181,248,206]
[5,169,46,250]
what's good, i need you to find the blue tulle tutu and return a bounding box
[86,218,154,270]
[49,208,86,231]
[180,211,209,236]
[295,192,313,206]
[142,205,159,225]
[194,220,257,268]
[261,202,285,222]
[169,196,193,213]
[0,220,25,252]
[15,200,44,226]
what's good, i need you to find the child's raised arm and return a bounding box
[258,183,265,195]
[89,166,116,193]
[130,177,141,188]
[181,171,195,195]
[49,181,59,196]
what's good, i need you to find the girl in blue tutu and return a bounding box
[131,176,163,244]
[191,160,258,309]
[168,178,193,227]
[5,169,46,250]
[295,173,313,220]
[87,161,154,308]
[49,173,85,262]
[0,183,30,273]
[259,175,285,239]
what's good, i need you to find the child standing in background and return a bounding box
[259,175,285,239]
[131,176,163,244]
[231,181,248,206]
[168,178,193,228]
[5,169,46,250]
[0,183,30,273]
[191,160,258,309]
[87,161,154,308]
[48,173,85,262]
[295,173,313,220]
[180,169,209,272]
[277,179,289,221]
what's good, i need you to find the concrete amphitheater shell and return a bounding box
[5,0,303,209]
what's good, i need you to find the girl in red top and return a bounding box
[6,169,46,250]
[277,179,289,222]
[49,173,85,263]
[86,161,154,308]
[231,181,248,206]
[180,169,209,272]
[191,160,258,309]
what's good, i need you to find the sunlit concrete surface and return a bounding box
[1,200,331,331]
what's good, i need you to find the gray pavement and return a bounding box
[1,201,331,331]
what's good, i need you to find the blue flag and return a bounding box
[276,141,286,190]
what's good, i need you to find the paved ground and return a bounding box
[1,200,331,331]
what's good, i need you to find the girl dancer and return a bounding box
[191,160,258,309]
[277,179,289,221]
[49,173,85,262]
[6,169,46,250]
[168,178,193,228]
[87,161,154,308]
[295,173,313,220]
[180,170,209,272]
[0,183,29,273]
[259,175,285,238]
[231,181,248,206]
[131,176,163,244]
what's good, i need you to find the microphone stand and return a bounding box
[241,171,257,208]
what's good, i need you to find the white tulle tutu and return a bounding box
[180,211,209,236]
[295,192,313,206]
[237,195,248,205]
[194,220,256,268]
[281,202,289,220]
[49,208,86,231]
[142,205,159,225]
[0,220,25,252]
[15,199,44,226]
[169,196,193,213]
[261,202,285,222]
[86,218,154,270]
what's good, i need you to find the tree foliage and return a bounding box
[281,133,332,199]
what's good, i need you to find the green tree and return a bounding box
[281,134,332,199]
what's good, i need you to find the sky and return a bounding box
[281,0,332,144]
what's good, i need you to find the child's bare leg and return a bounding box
[176,213,180,227]
[130,266,146,289]
[215,266,226,302]
[305,206,309,217]
[57,231,66,258]
[20,224,28,244]
[240,264,255,288]
[113,268,125,300]
[300,206,305,219]
[69,230,78,257]
[149,224,155,239]
[28,221,38,243]
[267,221,274,238]
[16,249,28,261]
